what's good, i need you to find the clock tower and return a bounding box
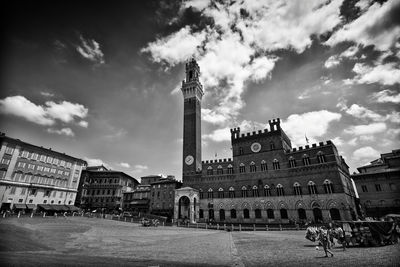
[181,58,203,179]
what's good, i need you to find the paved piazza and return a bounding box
[0,217,399,266]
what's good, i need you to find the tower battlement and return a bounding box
[288,140,334,153]
[230,118,282,141]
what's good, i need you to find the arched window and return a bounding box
[218,188,224,198]
[280,208,288,219]
[289,156,296,168]
[230,209,237,219]
[199,209,204,218]
[229,187,235,198]
[252,185,259,197]
[298,208,307,220]
[323,179,334,194]
[250,161,256,172]
[255,209,262,218]
[227,164,234,174]
[267,208,274,219]
[199,189,204,199]
[317,151,326,163]
[330,208,341,220]
[273,159,280,170]
[208,209,214,220]
[239,163,246,173]
[239,147,244,155]
[264,185,271,196]
[261,160,267,171]
[308,181,318,195]
[207,166,213,175]
[270,142,275,150]
[276,184,284,196]
[217,165,223,175]
[219,209,225,221]
[303,154,311,166]
[241,186,248,198]
[293,182,302,196]
[243,208,250,219]
[207,188,214,199]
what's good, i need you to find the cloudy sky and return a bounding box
[1,0,399,180]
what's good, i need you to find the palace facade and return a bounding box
[174,59,358,224]
[0,133,86,213]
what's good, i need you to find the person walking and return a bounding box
[319,226,334,257]
[335,224,346,251]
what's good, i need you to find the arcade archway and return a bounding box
[178,196,190,220]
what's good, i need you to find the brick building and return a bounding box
[352,149,400,218]
[141,175,163,185]
[122,184,151,214]
[150,177,182,219]
[0,133,86,213]
[78,167,139,212]
[174,59,358,224]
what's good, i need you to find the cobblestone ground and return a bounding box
[0,217,399,266]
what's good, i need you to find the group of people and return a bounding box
[306,224,347,257]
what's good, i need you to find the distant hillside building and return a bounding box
[78,166,139,212]
[0,133,86,213]
[352,149,400,218]
[174,59,358,224]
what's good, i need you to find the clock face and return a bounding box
[185,155,194,165]
[251,142,262,153]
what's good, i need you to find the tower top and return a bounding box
[181,58,204,101]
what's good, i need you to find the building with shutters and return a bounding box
[78,166,139,212]
[352,149,400,218]
[0,133,86,213]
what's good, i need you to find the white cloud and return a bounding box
[0,95,89,130]
[203,119,266,142]
[348,137,358,146]
[78,121,89,128]
[47,127,74,137]
[359,135,375,142]
[202,108,229,124]
[331,137,343,146]
[324,45,359,69]
[326,0,400,51]
[40,91,54,97]
[119,162,130,168]
[183,0,210,11]
[324,55,341,68]
[143,0,343,126]
[141,26,206,66]
[84,157,109,167]
[351,63,400,85]
[353,146,380,160]
[203,127,231,142]
[282,110,342,147]
[132,164,148,173]
[344,104,383,122]
[76,35,105,64]
[0,96,54,125]
[370,89,400,103]
[386,111,400,124]
[344,122,387,135]
[45,100,88,123]
[340,45,359,58]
